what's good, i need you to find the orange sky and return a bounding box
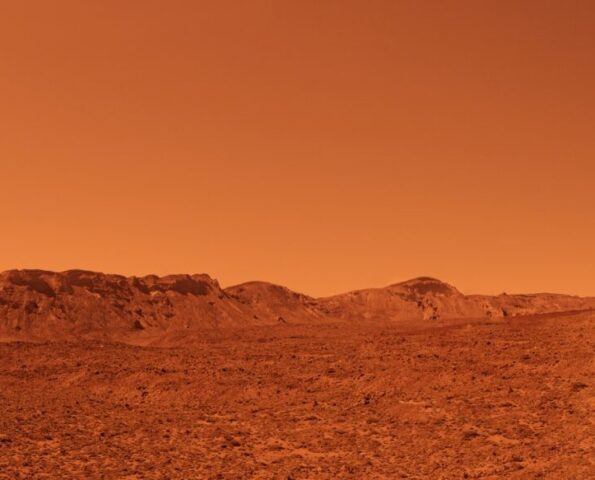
[1,1,594,296]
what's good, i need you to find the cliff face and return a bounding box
[0,269,246,343]
[1,270,593,344]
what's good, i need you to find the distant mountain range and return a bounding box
[1,269,593,345]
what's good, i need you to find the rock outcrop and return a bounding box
[1,270,593,344]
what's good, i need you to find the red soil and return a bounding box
[1,311,593,479]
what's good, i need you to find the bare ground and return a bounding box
[0,312,593,479]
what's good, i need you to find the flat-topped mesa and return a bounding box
[0,269,222,298]
[0,269,242,343]
[0,269,61,297]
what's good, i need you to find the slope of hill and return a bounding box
[1,270,593,344]
[224,281,326,324]
[319,276,595,323]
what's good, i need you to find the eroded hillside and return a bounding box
[1,270,594,345]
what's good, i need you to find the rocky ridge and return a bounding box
[1,270,593,344]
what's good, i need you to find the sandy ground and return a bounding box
[0,312,593,479]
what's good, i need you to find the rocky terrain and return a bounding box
[0,311,593,479]
[1,270,594,344]
[1,269,594,478]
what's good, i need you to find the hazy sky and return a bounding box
[1,1,594,296]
